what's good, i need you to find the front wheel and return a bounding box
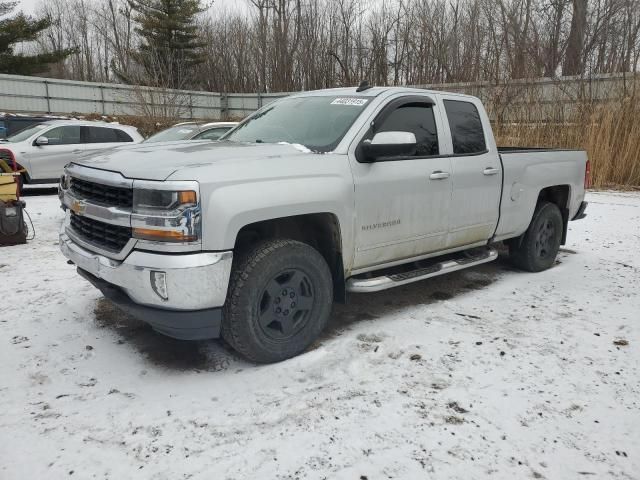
[510,201,563,272]
[222,239,333,363]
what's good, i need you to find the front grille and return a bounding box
[70,212,131,252]
[70,177,132,208]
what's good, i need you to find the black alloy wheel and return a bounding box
[258,269,315,341]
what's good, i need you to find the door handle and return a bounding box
[429,171,450,180]
[483,167,500,176]
[72,149,83,154]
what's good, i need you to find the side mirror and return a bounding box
[361,131,417,162]
[35,136,49,146]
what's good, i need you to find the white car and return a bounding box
[143,122,238,143]
[0,120,143,185]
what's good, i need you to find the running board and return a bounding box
[346,247,499,293]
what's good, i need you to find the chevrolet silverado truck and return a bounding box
[58,86,589,363]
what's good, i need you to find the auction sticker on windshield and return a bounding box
[331,98,369,106]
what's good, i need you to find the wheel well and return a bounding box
[234,213,346,302]
[538,185,569,209]
[537,185,570,245]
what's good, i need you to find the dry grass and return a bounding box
[493,98,640,188]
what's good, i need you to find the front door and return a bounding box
[27,125,84,181]
[349,95,452,271]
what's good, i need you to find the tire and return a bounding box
[222,239,333,363]
[510,201,563,272]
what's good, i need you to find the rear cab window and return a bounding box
[443,100,487,154]
[115,130,134,142]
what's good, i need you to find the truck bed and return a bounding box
[494,148,588,242]
[497,146,582,153]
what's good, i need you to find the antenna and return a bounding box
[356,80,372,92]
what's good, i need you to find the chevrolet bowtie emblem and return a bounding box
[70,200,86,215]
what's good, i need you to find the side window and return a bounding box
[43,126,81,145]
[376,103,439,156]
[87,127,122,143]
[115,129,134,142]
[443,100,486,154]
[194,127,231,141]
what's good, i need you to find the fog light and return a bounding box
[150,271,168,301]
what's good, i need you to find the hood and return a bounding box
[72,141,312,181]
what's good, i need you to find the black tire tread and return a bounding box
[222,238,331,363]
[222,238,291,354]
[510,201,563,272]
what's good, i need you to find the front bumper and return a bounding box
[78,269,223,340]
[60,231,233,339]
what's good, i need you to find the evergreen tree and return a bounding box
[125,0,205,89]
[0,1,73,75]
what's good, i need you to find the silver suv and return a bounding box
[0,120,143,185]
[143,122,238,143]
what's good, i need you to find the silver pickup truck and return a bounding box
[58,86,589,363]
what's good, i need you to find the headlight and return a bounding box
[133,189,197,215]
[132,188,200,243]
[59,173,71,190]
[58,173,70,208]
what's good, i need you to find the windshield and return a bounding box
[5,123,49,143]
[224,96,370,152]
[144,125,200,143]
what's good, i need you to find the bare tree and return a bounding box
[31,0,640,92]
[564,0,588,75]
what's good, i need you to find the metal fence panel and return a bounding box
[1,72,637,122]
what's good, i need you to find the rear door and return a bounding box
[349,94,452,270]
[438,96,502,248]
[27,125,84,180]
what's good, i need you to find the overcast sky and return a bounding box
[15,0,249,14]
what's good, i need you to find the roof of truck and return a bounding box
[290,85,475,100]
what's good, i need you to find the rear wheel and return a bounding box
[510,201,563,272]
[223,239,333,363]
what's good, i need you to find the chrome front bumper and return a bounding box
[60,230,233,311]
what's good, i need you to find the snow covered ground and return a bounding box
[1,190,638,479]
